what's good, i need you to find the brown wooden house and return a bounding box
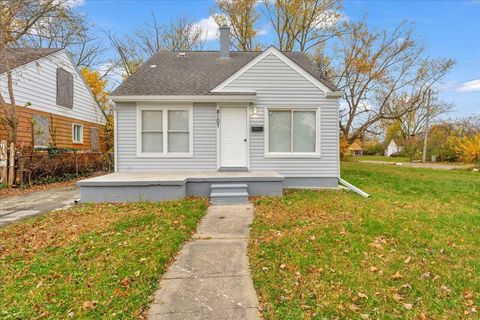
[0,48,105,152]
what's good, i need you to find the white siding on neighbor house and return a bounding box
[116,102,217,172]
[0,50,103,125]
[221,53,340,178]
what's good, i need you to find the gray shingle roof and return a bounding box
[0,48,62,74]
[112,50,338,96]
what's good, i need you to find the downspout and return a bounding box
[338,178,370,198]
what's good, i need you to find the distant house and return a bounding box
[0,48,105,151]
[385,139,403,156]
[348,142,364,156]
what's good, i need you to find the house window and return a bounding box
[267,109,318,155]
[56,68,74,108]
[138,106,192,156]
[72,123,83,143]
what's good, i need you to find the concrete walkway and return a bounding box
[148,204,261,320]
[0,185,79,226]
[359,160,469,170]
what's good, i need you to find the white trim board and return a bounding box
[210,46,333,94]
[111,95,256,103]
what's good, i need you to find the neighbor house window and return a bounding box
[72,123,83,143]
[138,106,192,156]
[267,109,318,154]
[57,68,74,108]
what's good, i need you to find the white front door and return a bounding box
[220,107,248,168]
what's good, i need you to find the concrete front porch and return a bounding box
[77,171,284,203]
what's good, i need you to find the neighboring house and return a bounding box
[348,142,364,156]
[0,48,105,152]
[78,26,342,203]
[385,139,404,156]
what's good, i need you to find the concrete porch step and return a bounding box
[210,184,249,205]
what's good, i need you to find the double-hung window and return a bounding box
[267,108,319,156]
[72,123,84,144]
[138,105,192,157]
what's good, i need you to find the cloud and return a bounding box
[314,10,348,29]
[194,16,220,41]
[54,0,86,8]
[456,79,480,93]
[257,24,270,36]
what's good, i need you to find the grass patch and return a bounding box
[249,162,480,319]
[0,198,208,319]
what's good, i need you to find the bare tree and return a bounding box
[262,0,343,51]
[108,15,204,80]
[393,92,451,138]
[329,19,454,143]
[214,0,260,51]
[107,33,144,80]
[0,0,69,143]
[135,14,204,55]
[17,10,107,68]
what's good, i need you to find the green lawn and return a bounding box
[249,162,480,319]
[0,199,208,319]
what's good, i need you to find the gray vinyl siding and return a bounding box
[223,53,340,178]
[116,102,217,172]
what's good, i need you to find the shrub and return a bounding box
[365,143,384,156]
[453,133,480,163]
[19,151,107,186]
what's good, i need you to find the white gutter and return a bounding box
[110,95,257,103]
[338,178,370,198]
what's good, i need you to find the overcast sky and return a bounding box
[74,0,480,117]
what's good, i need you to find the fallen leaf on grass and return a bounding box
[82,300,98,310]
[463,290,474,299]
[404,256,411,264]
[360,314,370,319]
[357,292,368,299]
[120,277,130,288]
[369,266,378,272]
[403,303,413,310]
[391,271,403,280]
[392,293,403,302]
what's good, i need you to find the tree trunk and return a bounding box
[0,43,19,144]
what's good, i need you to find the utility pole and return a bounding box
[422,89,432,163]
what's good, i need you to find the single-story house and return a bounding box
[0,48,105,151]
[78,26,342,204]
[347,142,364,156]
[385,139,404,157]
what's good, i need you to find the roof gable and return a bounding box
[0,48,62,74]
[211,47,334,94]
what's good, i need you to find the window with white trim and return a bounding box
[267,109,317,154]
[72,123,83,143]
[139,107,192,156]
